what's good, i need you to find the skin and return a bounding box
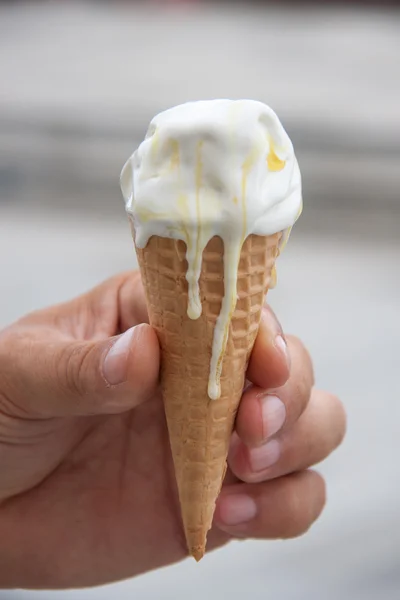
[0,272,346,589]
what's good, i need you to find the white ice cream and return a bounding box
[121,99,302,400]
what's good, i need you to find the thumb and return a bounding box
[0,324,160,418]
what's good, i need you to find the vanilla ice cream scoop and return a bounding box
[121,99,302,399]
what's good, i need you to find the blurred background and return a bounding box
[0,0,399,599]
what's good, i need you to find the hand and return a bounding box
[0,272,346,589]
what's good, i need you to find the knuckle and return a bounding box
[0,328,11,374]
[262,304,282,334]
[290,371,312,414]
[0,326,23,385]
[228,443,254,484]
[289,336,315,387]
[316,389,347,450]
[236,403,264,449]
[330,393,347,447]
[117,271,147,329]
[284,502,311,538]
[58,342,94,396]
[0,327,41,417]
[281,473,325,538]
[284,520,312,539]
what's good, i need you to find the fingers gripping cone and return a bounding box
[135,232,282,560]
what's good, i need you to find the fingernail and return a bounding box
[275,334,291,369]
[249,439,281,472]
[218,494,257,526]
[260,395,286,438]
[103,327,138,385]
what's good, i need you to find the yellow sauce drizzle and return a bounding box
[136,207,171,223]
[270,265,277,289]
[170,139,180,171]
[208,145,261,399]
[267,136,286,172]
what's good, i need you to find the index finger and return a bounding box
[247,305,291,390]
[117,271,150,331]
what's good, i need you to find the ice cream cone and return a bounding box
[135,231,282,560]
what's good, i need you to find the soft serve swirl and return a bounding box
[120,99,302,400]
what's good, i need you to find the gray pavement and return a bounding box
[0,1,400,599]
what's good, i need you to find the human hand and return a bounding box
[0,272,346,589]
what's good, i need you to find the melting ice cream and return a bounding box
[120,99,302,400]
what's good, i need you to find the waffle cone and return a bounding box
[135,232,281,560]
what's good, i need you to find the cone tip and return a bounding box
[191,546,205,562]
